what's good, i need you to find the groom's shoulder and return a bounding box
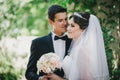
[32,34,50,43]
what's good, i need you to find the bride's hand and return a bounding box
[46,73,64,80]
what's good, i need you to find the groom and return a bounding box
[25,5,71,80]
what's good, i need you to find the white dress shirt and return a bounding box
[52,32,66,61]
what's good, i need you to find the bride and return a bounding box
[62,12,110,80]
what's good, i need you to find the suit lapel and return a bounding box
[46,33,55,53]
[65,37,72,56]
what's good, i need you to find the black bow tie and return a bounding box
[54,35,67,40]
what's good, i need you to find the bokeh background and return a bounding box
[0,0,119,80]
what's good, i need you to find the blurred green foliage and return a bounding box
[0,53,19,80]
[0,0,119,80]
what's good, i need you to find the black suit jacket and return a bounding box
[25,33,71,80]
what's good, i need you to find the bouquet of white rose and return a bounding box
[37,52,61,74]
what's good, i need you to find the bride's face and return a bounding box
[67,18,83,41]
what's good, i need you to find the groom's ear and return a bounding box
[48,19,54,26]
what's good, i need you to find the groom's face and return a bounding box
[49,12,68,36]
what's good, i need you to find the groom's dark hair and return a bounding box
[48,5,67,21]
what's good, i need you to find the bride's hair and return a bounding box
[69,12,90,30]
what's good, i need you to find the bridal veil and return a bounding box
[62,14,110,80]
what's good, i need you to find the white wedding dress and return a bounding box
[62,15,110,80]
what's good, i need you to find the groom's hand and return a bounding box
[38,76,48,80]
[46,73,64,80]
